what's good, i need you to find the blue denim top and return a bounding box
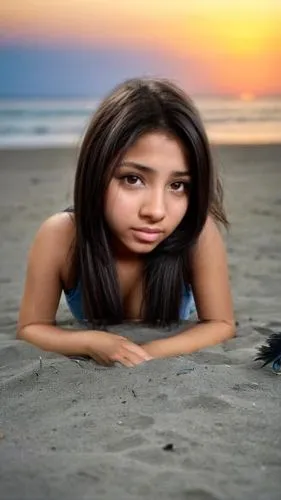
[64,281,196,323]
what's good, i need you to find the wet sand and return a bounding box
[0,144,281,500]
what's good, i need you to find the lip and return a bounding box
[134,227,163,233]
[132,228,163,243]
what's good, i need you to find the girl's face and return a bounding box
[104,132,191,258]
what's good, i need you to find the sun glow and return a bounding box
[0,0,280,96]
[239,93,256,102]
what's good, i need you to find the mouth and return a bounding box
[131,228,163,243]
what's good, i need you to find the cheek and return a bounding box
[169,197,189,222]
[106,190,135,214]
[104,187,136,226]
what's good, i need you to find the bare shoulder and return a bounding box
[34,212,75,255]
[191,215,225,258]
[17,212,77,333]
[189,215,233,323]
[37,211,75,237]
[29,211,76,283]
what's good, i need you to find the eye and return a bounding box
[121,175,143,186]
[170,181,189,193]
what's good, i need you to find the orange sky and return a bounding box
[1,0,280,96]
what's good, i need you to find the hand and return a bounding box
[85,331,154,367]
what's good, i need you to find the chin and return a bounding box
[128,242,159,254]
[124,238,161,254]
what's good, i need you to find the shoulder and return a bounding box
[29,211,76,278]
[18,212,77,333]
[189,215,226,266]
[195,215,223,247]
[34,211,75,248]
[188,216,233,324]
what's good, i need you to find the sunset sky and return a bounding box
[0,0,280,98]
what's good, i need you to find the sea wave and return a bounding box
[0,97,280,148]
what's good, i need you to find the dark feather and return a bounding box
[255,332,281,373]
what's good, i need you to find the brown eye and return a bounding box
[170,181,186,192]
[125,175,140,184]
[119,174,143,187]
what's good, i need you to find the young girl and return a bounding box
[17,77,235,368]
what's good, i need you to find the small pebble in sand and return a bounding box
[176,368,195,375]
[163,443,174,451]
[117,421,123,425]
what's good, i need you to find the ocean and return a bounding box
[0,96,280,148]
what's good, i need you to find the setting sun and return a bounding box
[239,93,256,102]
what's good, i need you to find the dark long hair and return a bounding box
[72,78,228,327]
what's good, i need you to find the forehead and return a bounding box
[122,132,188,169]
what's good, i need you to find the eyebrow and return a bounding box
[119,161,190,178]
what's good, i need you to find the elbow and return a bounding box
[16,321,34,341]
[223,319,236,339]
[16,324,26,340]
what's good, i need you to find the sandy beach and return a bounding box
[0,144,281,500]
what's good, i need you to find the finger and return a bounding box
[112,346,145,365]
[95,353,114,366]
[100,357,115,367]
[99,359,114,367]
[113,354,135,368]
[123,351,147,366]
[120,348,149,366]
[118,358,135,368]
[125,342,153,361]
[91,353,112,366]
[90,349,115,366]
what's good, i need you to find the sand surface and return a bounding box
[0,145,281,500]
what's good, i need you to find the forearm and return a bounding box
[17,323,93,356]
[142,320,235,359]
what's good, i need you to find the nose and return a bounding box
[139,188,166,222]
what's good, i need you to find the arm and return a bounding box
[142,216,235,359]
[17,213,91,355]
[17,214,151,367]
